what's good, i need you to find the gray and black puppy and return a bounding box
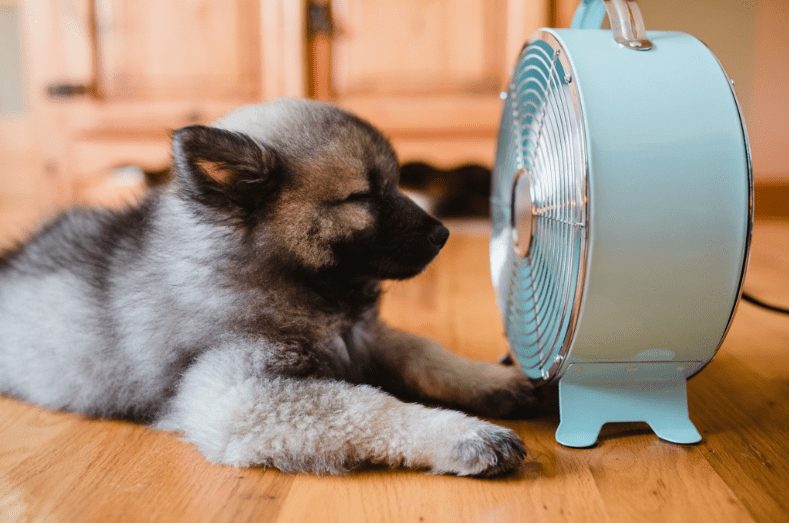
[0,98,537,476]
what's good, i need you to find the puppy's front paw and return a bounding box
[466,365,542,419]
[433,421,527,477]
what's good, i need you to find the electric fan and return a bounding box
[490,0,752,447]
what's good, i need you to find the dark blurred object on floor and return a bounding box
[145,167,172,187]
[399,162,491,219]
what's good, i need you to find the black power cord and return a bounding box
[741,292,789,315]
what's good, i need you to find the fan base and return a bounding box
[555,363,702,448]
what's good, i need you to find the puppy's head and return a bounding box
[171,98,449,280]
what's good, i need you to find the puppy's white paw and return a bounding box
[432,421,527,477]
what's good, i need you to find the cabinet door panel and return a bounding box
[332,0,508,96]
[20,0,307,210]
[324,0,549,167]
[95,0,261,100]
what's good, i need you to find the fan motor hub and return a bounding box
[511,168,535,258]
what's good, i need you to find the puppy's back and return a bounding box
[0,197,159,417]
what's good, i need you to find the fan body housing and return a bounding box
[491,2,751,447]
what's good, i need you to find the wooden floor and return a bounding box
[0,213,788,523]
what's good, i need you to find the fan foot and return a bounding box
[555,363,702,448]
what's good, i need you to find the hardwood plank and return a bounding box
[0,398,295,522]
[689,354,789,523]
[276,419,612,523]
[504,419,613,523]
[582,437,754,522]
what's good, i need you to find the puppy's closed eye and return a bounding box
[337,192,374,207]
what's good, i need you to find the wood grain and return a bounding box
[0,217,788,523]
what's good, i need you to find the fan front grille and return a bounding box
[491,33,588,380]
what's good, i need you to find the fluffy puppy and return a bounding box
[0,99,537,476]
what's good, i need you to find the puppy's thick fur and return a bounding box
[0,99,537,476]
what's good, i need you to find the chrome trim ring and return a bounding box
[499,30,590,384]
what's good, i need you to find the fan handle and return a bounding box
[571,0,653,51]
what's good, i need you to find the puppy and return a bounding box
[0,99,537,476]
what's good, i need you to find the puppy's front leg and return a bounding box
[155,346,525,476]
[366,323,540,418]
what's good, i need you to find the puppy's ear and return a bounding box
[172,125,282,212]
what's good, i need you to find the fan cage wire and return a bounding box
[496,34,587,380]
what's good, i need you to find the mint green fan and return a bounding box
[490,0,752,447]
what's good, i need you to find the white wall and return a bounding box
[0,3,24,114]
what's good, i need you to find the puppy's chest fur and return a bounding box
[230,276,380,382]
[151,215,382,390]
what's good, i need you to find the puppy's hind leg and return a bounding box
[366,323,542,419]
[154,346,526,476]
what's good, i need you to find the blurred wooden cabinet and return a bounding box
[18,0,548,209]
[19,0,304,209]
[315,0,548,168]
[95,0,261,101]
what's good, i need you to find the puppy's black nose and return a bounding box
[429,225,450,248]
